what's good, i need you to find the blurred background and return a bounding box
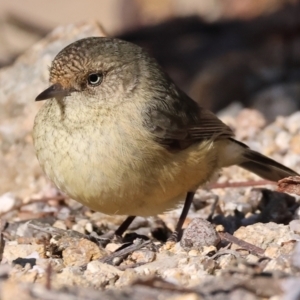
[1,0,300,121]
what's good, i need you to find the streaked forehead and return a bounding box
[49,37,143,85]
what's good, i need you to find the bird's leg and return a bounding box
[115,215,136,237]
[168,191,195,242]
[90,215,136,247]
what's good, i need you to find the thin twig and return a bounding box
[45,263,52,290]
[133,278,197,294]
[0,220,5,263]
[101,239,151,265]
[209,180,275,190]
[211,249,241,260]
[218,232,265,257]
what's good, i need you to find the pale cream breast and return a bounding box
[33,99,219,216]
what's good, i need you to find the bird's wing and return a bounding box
[143,88,234,150]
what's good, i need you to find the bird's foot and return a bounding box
[87,230,122,247]
[167,230,179,243]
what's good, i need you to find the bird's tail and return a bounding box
[235,140,298,181]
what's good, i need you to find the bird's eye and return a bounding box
[87,73,102,86]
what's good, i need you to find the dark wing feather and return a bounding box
[143,86,233,151]
[189,109,233,140]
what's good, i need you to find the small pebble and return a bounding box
[62,239,107,267]
[72,224,85,234]
[290,220,300,234]
[246,254,259,264]
[188,249,200,257]
[275,131,291,152]
[0,193,17,213]
[285,111,300,134]
[129,250,156,264]
[85,222,93,233]
[291,242,300,269]
[290,135,300,154]
[53,220,67,230]
[180,218,220,251]
[106,243,120,253]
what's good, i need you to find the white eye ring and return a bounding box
[87,73,102,86]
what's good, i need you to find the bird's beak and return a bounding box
[35,83,73,101]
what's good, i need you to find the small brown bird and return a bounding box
[33,37,298,240]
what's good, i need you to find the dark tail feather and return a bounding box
[239,149,299,182]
